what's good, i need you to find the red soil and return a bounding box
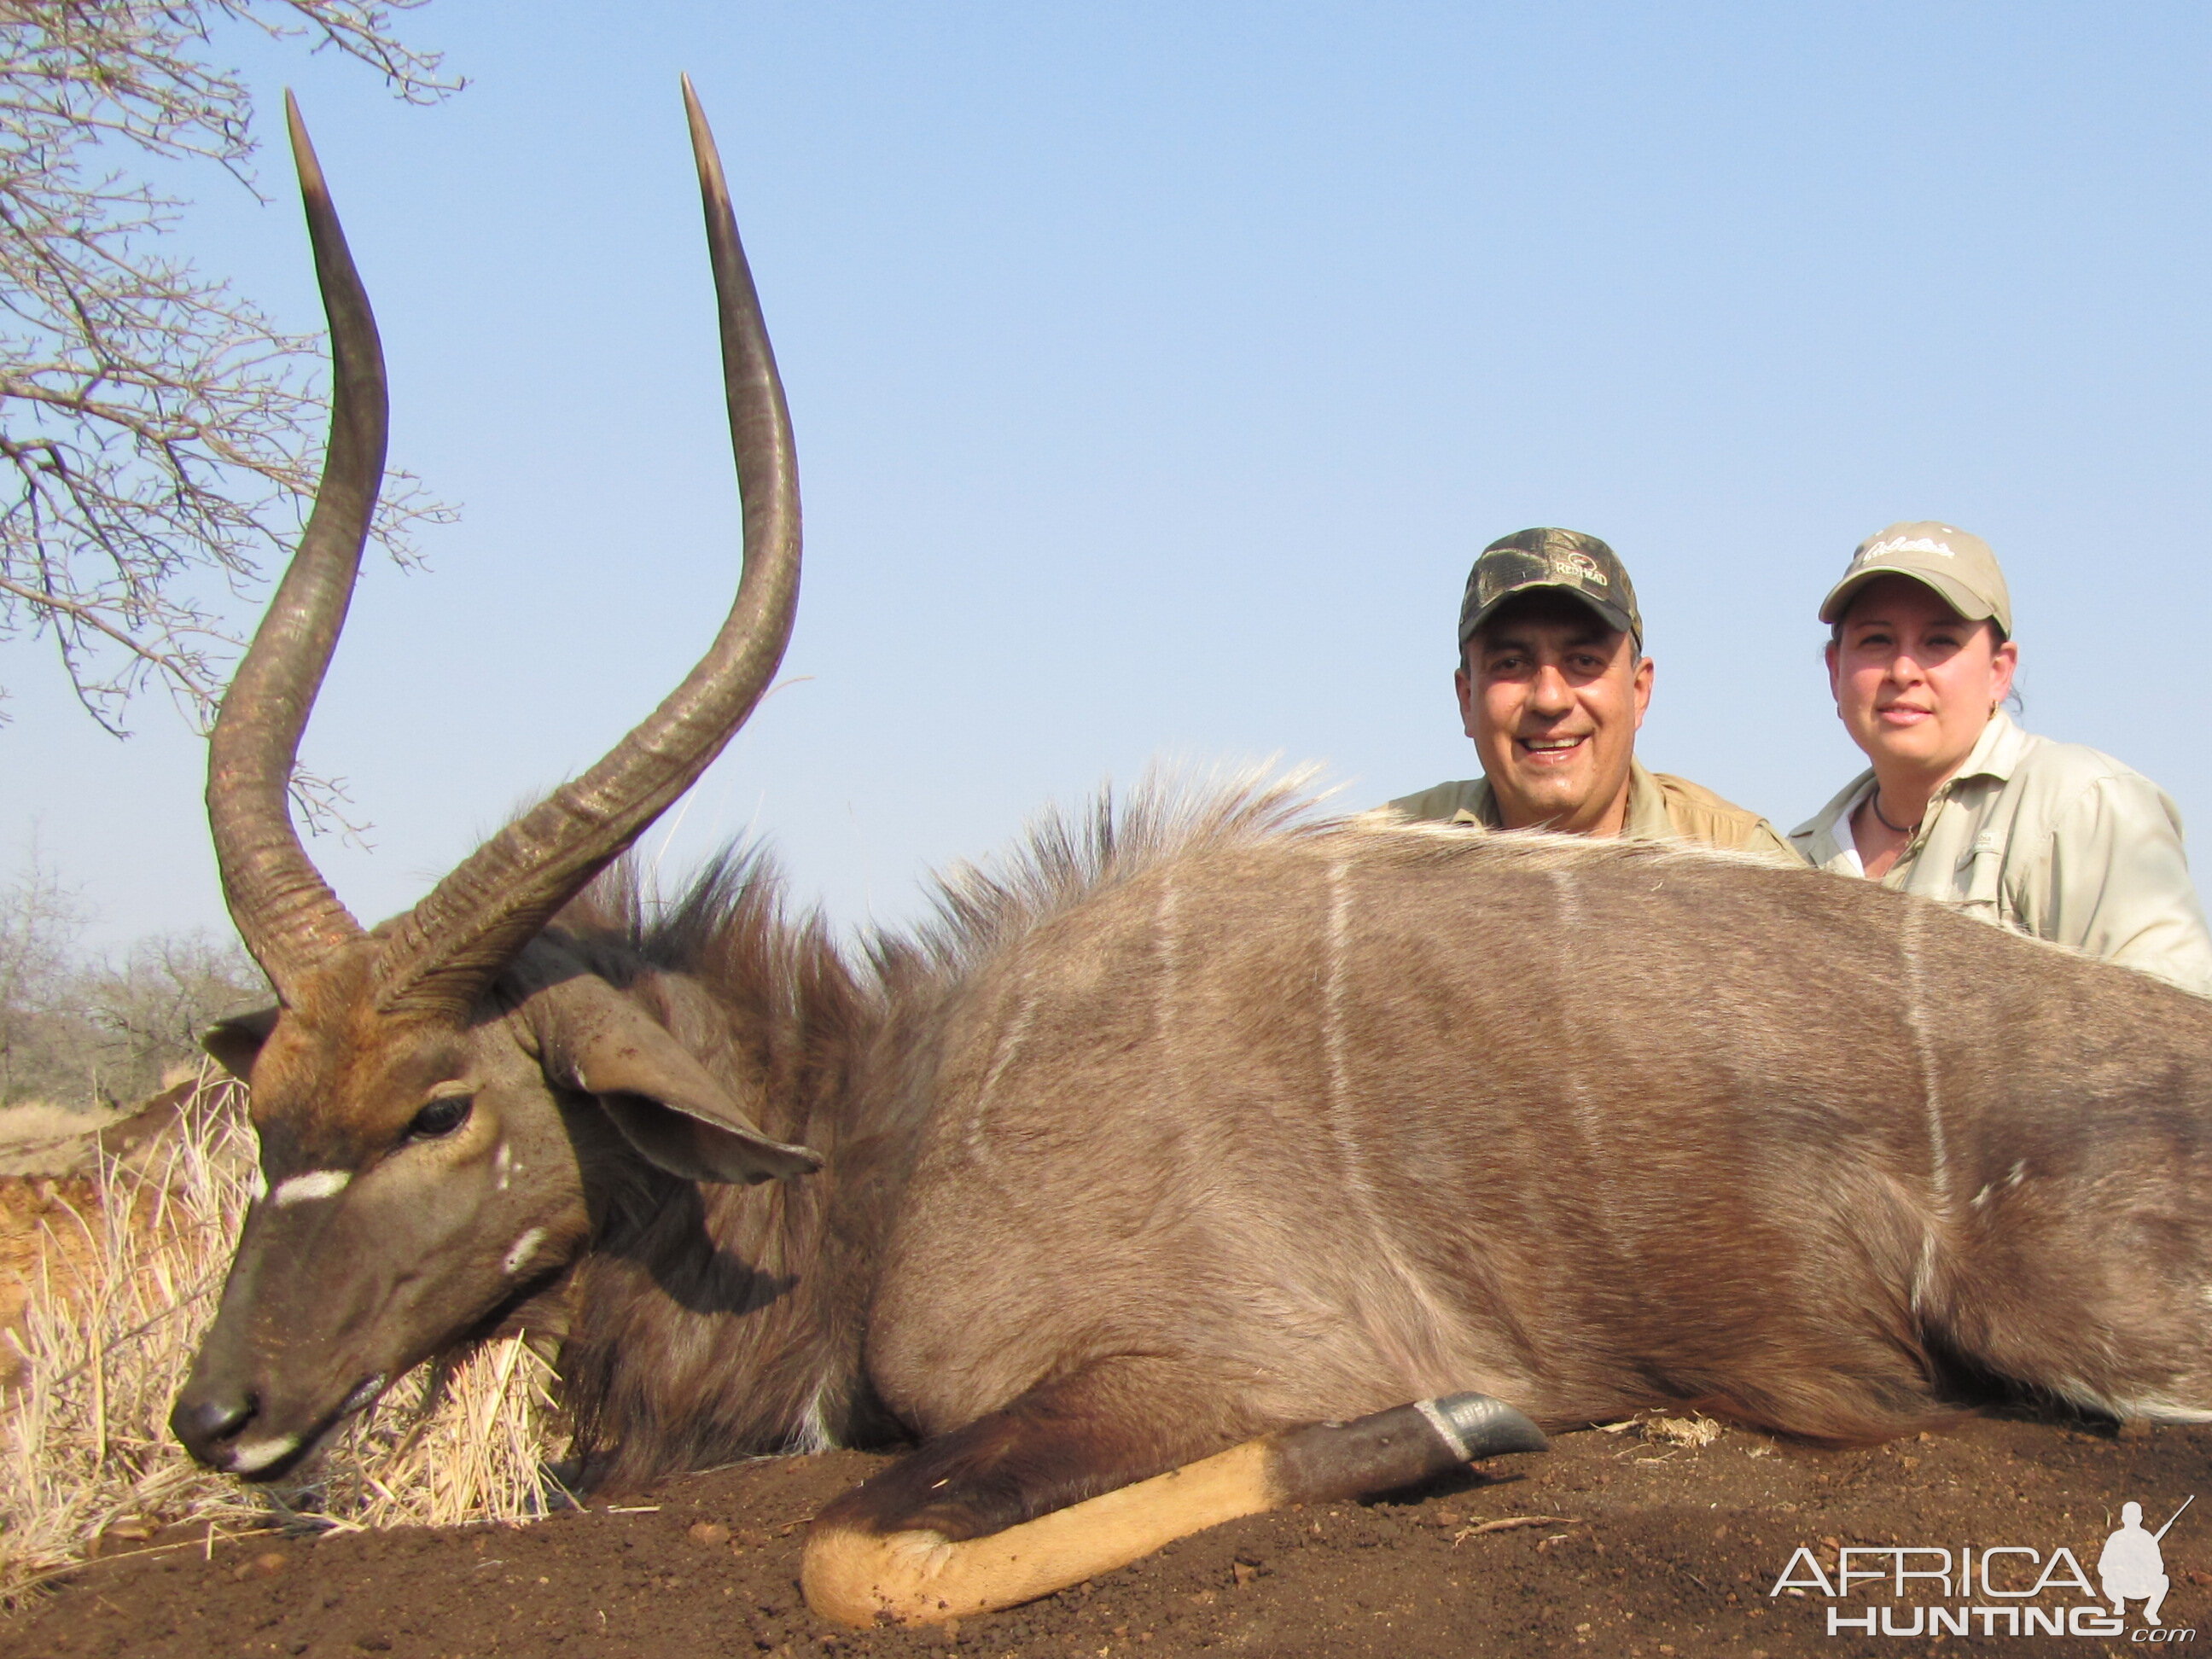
[8,1412,2206,1659]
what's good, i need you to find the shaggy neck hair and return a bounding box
[527,772,1324,1486]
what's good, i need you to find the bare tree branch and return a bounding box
[0,0,459,760]
[0,570,217,728]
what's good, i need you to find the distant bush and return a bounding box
[0,856,265,1112]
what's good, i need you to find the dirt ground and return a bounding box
[9,1411,2209,1659]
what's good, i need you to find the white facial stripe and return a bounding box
[503,1227,547,1277]
[229,1434,300,1474]
[495,1142,513,1192]
[271,1169,351,1207]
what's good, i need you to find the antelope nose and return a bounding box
[171,1388,257,1464]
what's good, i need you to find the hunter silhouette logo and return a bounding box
[1768,1494,2197,1640]
[2102,1497,2192,1628]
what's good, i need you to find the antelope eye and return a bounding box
[407,1095,473,1140]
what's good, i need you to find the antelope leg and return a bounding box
[802,1390,1545,1627]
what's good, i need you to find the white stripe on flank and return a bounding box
[1901,903,1949,1206]
[1155,876,1185,1115]
[2054,1377,2212,1425]
[1909,1231,1938,1317]
[271,1169,350,1207]
[1322,855,1459,1379]
[229,1434,300,1474]
[795,1377,839,1453]
[1414,1397,1472,1462]
[1322,857,1353,1118]
[1546,864,1582,933]
[2116,1397,2212,1425]
[1547,870,1610,1186]
[964,976,1037,1159]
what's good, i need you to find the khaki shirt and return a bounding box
[1386,760,1803,865]
[1789,713,2212,996]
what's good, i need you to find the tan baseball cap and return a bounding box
[1458,527,1643,649]
[1819,521,2013,637]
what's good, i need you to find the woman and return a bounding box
[1790,521,2212,996]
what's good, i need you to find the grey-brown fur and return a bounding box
[491,776,2212,1492]
[537,779,1326,1485]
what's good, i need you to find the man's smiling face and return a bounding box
[1456,591,1653,835]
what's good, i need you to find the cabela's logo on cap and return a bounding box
[1858,534,1959,567]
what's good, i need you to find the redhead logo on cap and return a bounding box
[1473,547,1610,608]
[1551,549,1610,586]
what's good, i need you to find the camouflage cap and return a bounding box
[1819,521,2012,638]
[1458,527,1642,649]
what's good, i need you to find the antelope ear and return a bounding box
[203,1005,282,1080]
[529,980,821,1185]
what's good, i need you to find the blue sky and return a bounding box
[9,2,2212,947]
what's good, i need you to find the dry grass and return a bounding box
[0,1069,567,1602]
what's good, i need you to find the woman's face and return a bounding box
[1826,574,2017,782]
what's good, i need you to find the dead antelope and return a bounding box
[176,90,2212,1630]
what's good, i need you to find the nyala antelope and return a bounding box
[177,87,2212,1628]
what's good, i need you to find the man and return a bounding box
[1388,527,1798,862]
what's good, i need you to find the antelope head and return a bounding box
[170,84,818,1483]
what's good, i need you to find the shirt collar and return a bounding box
[1620,760,1674,840]
[1448,778,1502,829]
[1785,714,2023,868]
[1790,771,1872,864]
[1457,761,1660,836]
[1952,709,2028,786]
